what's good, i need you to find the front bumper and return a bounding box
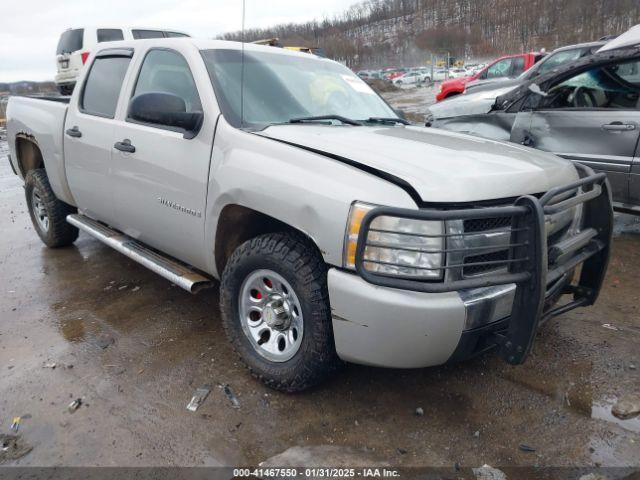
[329,164,612,368]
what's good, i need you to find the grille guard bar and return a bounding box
[355,163,613,365]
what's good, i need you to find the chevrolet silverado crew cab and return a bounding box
[7,38,613,392]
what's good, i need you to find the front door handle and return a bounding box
[602,122,636,132]
[65,126,82,138]
[114,139,136,153]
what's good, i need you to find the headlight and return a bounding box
[343,202,444,279]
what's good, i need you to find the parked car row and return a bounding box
[357,64,485,87]
[426,25,640,214]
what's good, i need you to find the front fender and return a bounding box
[203,118,416,277]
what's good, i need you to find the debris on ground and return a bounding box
[221,384,240,409]
[611,394,640,420]
[131,286,140,292]
[472,464,507,480]
[396,447,407,455]
[602,323,619,331]
[67,398,82,413]
[0,434,33,463]
[473,430,480,438]
[415,407,424,416]
[43,362,57,369]
[186,386,211,412]
[10,417,20,432]
[518,443,536,452]
[96,335,115,349]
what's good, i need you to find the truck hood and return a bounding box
[257,125,578,203]
[428,84,518,119]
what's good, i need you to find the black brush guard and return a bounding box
[355,164,613,365]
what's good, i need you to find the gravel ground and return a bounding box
[0,105,639,473]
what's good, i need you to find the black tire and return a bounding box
[220,232,341,392]
[25,169,78,248]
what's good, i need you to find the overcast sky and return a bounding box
[0,0,361,82]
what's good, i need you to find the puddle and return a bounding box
[591,397,640,433]
[0,434,33,463]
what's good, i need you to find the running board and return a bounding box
[66,214,213,294]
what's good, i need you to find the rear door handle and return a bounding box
[65,126,82,138]
[114,139,136,153]
[602,122,636,132]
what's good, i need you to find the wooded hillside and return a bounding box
[220,0,640,68]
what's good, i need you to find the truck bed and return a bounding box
[6,95,75,205]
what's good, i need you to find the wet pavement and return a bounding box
[0,128,639,469]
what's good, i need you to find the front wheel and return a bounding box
[220,232,341,392]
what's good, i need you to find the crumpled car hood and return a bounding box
[257,125,578,203]
[428,85,517,119]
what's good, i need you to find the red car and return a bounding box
[435,52,545,102]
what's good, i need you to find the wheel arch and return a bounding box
[14,134,45,177]
[214,204,324,277]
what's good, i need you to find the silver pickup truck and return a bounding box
[7,38,613,392]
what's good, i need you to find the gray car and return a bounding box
[427,32,640,214]
[464,40,606,95]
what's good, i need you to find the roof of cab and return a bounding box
[94,37,332,61]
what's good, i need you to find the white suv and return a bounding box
[54,27,190,95]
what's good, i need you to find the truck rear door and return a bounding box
[64,49,133,225]
[109,46,217,270]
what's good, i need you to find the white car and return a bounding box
[393,70,430,85]
[448,68,469,79]
[55,27,190,95]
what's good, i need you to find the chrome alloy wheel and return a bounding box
[31,189,49,233]
[238,269,304,362]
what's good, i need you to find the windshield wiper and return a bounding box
[288,115,363,126]
[363,117,410,125]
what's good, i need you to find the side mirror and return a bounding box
[129,92,203,138]
[528,83,548,97]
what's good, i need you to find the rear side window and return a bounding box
[56,29,84,55]
[97,29,124,43]
[132,29,164,39]
[132,49,202,113]
[81,56,131,118]
[164,32,189,38]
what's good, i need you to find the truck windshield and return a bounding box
[201,48,396,129]
[56,29,84,55]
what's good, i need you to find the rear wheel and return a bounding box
[220,232,341,392]
[25,169,78,248]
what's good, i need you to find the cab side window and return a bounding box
[81,55,131,118]
[130,49,202,124]
[511,57,525,77]
[538,59,640,110]
[485,59,513,79]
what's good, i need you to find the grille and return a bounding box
[463,249,510,276]
[463,216,512,233]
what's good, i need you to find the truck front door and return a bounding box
[110,47,217,269]
[64,50,132,225]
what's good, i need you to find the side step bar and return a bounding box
[67,214,213,294]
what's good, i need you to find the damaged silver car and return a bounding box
[426,26,640,214]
